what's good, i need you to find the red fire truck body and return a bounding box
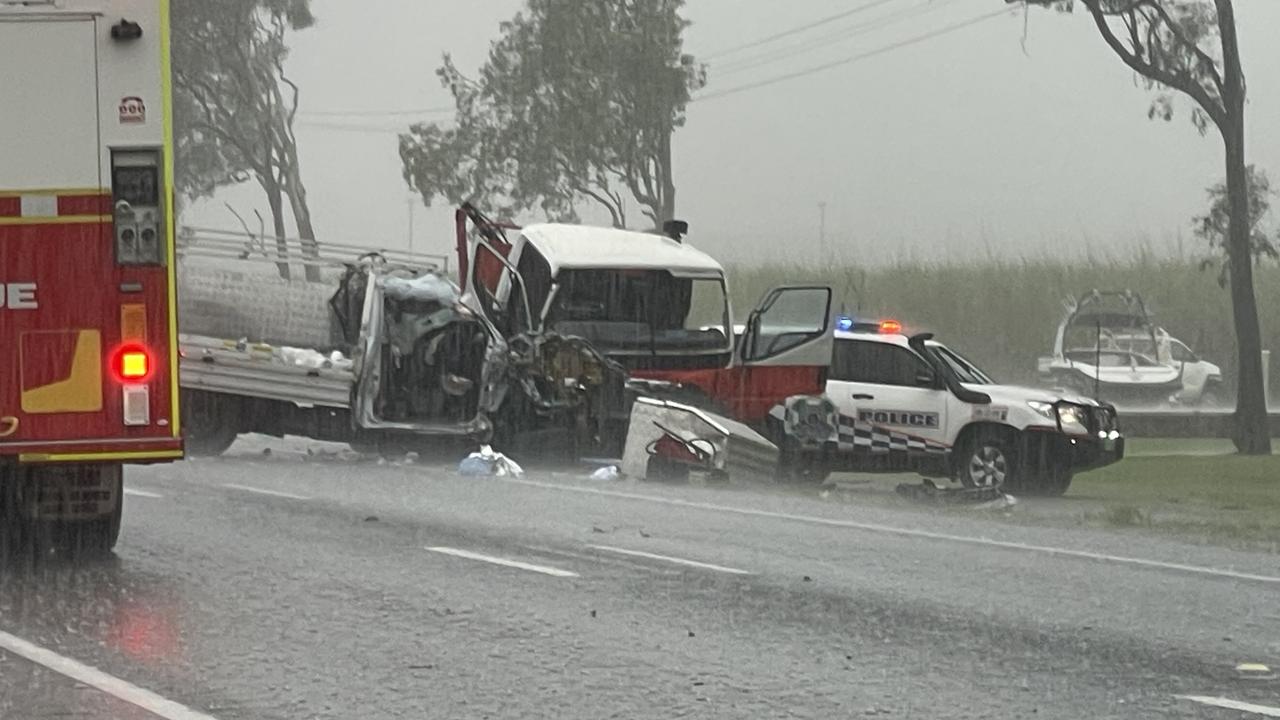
[1,0,181,551]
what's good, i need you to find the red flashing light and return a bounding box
[112,345,152,382]
[879,319,903,334]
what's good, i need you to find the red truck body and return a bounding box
[1,0,181,549]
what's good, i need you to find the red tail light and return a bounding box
[112,345,152,382]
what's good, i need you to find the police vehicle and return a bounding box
[774,317,1124,496]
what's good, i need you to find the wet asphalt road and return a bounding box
[1,445,1278,719]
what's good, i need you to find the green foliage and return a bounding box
[400,0,706,227]
[172,0,313,202]
[1019,0,1228,134]
[1195,165,1278,284]
[727,255,1280,387]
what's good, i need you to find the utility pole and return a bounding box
[406,195,416,254]
[817,201,827,258]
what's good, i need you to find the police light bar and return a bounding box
[879,320,903,334]
[836,315,854,332]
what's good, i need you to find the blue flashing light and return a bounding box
[836,315,854,332]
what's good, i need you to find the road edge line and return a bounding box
[0,629,220,720]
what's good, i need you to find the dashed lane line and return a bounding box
[123,488,163,499]
[222,483,311,501]
[589,544,753,575]
[425,546,579,578]
[523,545,679,575]
[0,629,220,720]
[500,477,1280,586]
[1176,695,1280,717]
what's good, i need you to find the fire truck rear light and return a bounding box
[120,351,149,379]
[122,385,150,426]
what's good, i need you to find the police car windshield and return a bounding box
[932,344,995,385]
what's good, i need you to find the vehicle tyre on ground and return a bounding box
[955,429,1015,490]
[181,390,240,456]
[7,464,124,558]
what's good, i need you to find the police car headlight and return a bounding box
[1056,403,1088,434]
[1026,401,1055,422]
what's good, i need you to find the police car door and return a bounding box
[829,338,950,457]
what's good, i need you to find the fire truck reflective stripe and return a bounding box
[21,330,104,414]
[0,214,112,225]
[0,189,110,219]
[20,195,57,217]
[57,194,113,215]
[18,449,184,463]
[159,0,182,438]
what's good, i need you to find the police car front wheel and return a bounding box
[957,437,1014,490]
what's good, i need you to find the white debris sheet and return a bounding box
[380,273,459,304]
[458,445,525,477]
[278,346,353,371]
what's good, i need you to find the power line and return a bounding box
[298,106,454,118]
[295,121,408,134]
[703,0,905,60]
[695,7,1012,102]
[714,0,959,77]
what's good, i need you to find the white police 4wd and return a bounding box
[771,320,1124,496]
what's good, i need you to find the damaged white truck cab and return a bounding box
[777,319,1124,495]
[179,244,503,455]
[456,205,835,457]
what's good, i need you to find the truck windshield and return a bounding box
[932,344,996,385]
[546,269,730,356]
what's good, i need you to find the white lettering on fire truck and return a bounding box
[0,282,38,310]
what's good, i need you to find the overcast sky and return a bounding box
[187,0,1280,267]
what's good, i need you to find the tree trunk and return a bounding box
[264,177,291,281]
[1217,0,1271,454]
[658,128,676,224]
[284,167,321,282]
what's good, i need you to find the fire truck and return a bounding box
[0,0,182,553]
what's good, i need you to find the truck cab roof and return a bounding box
[518,223,724,275]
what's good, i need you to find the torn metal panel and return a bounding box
[621,397,777,483]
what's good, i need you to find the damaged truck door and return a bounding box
[343,261,497,438]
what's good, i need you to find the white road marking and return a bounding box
[501,478,1280,586]
[222,483,311,501]
[1176,695,1280,717]
[524,545,679,575]
[425,546,579,578]
[123,488,162,499]
[0,629,220,720]
[589,544,752,575]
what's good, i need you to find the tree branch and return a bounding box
[1079,0,1227,128]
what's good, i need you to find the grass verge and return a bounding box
[1068,454,1280,550]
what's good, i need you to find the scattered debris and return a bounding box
[687,630,696,637]
[802,576,813,582]
[589,465,621,481]
[639,530,651,538]
[589,610,597,618]
[895,482,1008,506]
[364,516,379,523]
[457,445,525,477]
[591,526,608,534]
[261,448,272,457]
